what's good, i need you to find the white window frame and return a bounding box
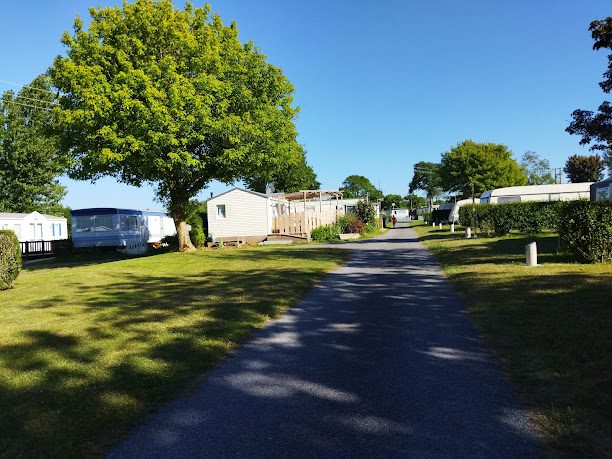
[216,204,227,219]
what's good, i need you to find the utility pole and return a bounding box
[553,168,563,184]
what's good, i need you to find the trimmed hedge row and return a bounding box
[0,230,21,290]
[559,200,612,263]
[458,201,562,235]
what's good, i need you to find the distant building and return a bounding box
[0,211,68,242]
[480,183,592,204]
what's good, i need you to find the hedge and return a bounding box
[458,201,562,235]
[559,200,612,263]
[311,225,340,242]
[0,230,21,290]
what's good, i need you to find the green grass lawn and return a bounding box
[0,246,348,458]
[412,223,612,457]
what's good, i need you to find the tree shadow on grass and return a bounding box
[0,248,347,457]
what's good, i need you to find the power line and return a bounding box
[14,94,58,106]
[3,100,53,111]
[0,78,56,96]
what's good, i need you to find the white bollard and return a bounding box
[526,242,538,267]
[450,223,455,233]
[439,223,442,229]
[465,227,471,239]
[432,222,435,227]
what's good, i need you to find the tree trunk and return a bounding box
[175,219,196,252]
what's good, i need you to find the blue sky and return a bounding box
[1,0,610,209]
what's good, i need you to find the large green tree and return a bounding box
[439,140,527,198]
[339,175,382,200]
[50,0,302,251]
[244,146,320,193]
[380,194,407,210]
[563,154,604,182]
[408,162,441,209]
[520,151,557,185]
[404,193,427,209]
[566,18,612,175]
[0,76,67,213]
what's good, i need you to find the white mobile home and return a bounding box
[0,211,68,242]
[436,198,475,223]
[480,183,593,204]
[207,188,280,243]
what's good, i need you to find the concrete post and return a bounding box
[432,222,435,227]
[526,242,538,267]
[438,223,442,229]
[465,227,471,239]
[450,223,455,233]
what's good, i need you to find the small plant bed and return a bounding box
[412,222,612,456]
[0,246,348,457]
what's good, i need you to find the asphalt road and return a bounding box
[108,226,539,458]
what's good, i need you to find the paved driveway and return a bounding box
[109,226,539,458]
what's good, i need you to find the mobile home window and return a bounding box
[216,205,226,219]
[52,224,55,236]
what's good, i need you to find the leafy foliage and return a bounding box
[520,151,557,185]
[440,140,527,198]
[458,202,562,235]
[50,0,301,251]
[559,200,612,263]
[0,230,21,290]
[404,193,427,208]
[340,175,382,200]
[566,17,612,164]
[310,225,340,242]
[409,162,442,203]
[244,147,320,193]
[0,76,67,213]
[337,213,364,234]
[563,154,604,183]
[380,194,406,210]
[356,199,376,225]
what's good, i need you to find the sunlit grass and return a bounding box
[0,246,348,457]
[413,223,612,457]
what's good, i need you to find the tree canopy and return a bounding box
[244,147,320,193]
[563,154,604,182]
[380,194,406,210]
[404,193,427,208]
[566,17,612,175]
[520,151,556,185]
[439,140,527,198]
[339,175,382,200]
[408,162,441,203]
[50,0,302,250]
[0,76,67,214]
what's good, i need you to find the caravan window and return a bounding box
[216,205,226,219]
[497,196,521,203]
[120,215,138,231]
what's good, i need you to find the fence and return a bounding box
[20,240,72,259]
[272,210,342,237]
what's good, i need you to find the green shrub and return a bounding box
[338,214,365,234]
[432,208,451,223]
[0,230,21,290]
[422,212,432,223]
[558,201,612,263]
[311,225,340,242]
[458,201,562,235]
[356,200,376,225]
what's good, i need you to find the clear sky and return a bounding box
[1,0,610,209]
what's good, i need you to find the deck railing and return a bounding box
[19,240,72,258]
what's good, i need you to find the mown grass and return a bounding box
[0,246,348,458]
[412,223,611,457]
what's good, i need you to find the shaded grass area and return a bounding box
[0,247,348,457]
[413,223,611,457]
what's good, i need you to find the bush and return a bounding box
[559,200,612,263]
[356,200,376,225]
[338,214,365,234]
[458,201,562,235]
[0,230,21,290]
[432,208,451,223]
[422,212,432,223]
[311,225,340,242]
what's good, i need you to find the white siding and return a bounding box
[207,189,270,240]
[0,212,67,242]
